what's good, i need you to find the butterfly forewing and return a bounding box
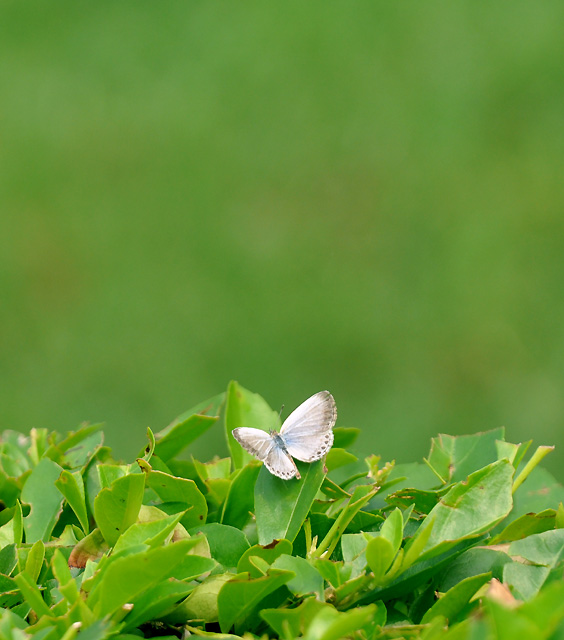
[280,390,337,463]
[232,427,273,460]
[280,390,337,436]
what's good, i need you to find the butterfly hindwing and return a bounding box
[232,427,299,479]
[264,444,299,480]
[282,429,334,463]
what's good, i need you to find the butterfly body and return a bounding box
[232,391,337,480]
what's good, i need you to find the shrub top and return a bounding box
[1,380,564,639]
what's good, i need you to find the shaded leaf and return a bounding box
[426,428,505,484]
[261,597,330,639]
[191,523,250,569]
[272,554,324,598]
[88,539,211,617]
[221,462,261,529]
[225,381,280,470]
[93,473,145,546]
[153,393,224,462]
[147,470,207,529]
[439,547,512,592]
[255,460,325,545]
[416,459,513,559]
[21,458,64,543]
[68,528,108,569]
[55,470,89,534]
[421,572,491,624]
[332,428,361,449]
[237,539,293,577]
[218,568,294,634]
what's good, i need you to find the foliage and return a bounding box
[1,381,564,639]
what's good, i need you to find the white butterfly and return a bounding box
[232,390,337,480]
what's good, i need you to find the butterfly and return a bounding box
[232,390,337,480]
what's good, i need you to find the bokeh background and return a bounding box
[2,2,564,473]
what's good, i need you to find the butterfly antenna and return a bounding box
[278,404,285,419]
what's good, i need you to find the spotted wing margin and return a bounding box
[232,427,298,479]
[264,445,299,480]
[280,391,337,463]
[232,427,273,461]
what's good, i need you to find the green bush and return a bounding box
[1,381,564,639]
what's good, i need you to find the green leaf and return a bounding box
[24,540,45,583]
[426,428,505,484]
[52,549,80,606]
[14,572,51,618]
[0,543,17,576]
[255,460,325,545]
[496,440,531,469]
[55,470,89,534]
[164,573,233,625]
[151,393,224,461]
[421,572,491,624]
[502,563,550,601]
[325,448,358,472]
[380,507,403,555]
[365,536,396,581]
[386,487,448,514]
[504,528,564,598]
[303,604,379,640]
[314,485,377,558]
[49,424,104,469]
[513,446,555,493]
[261,598,330,639]
[21,457,64,543]
[140,427,156,463]
[332,427,361,449]
[221,462,261,529]
[271,554,324,598]
[356,537,481,605]
[509,467,564,524]
[314,558,351,588]
[439,547,512,592]
[113,512,184,553]
[518,580,564,634]
[557,502,564,529]
[320,477,350,500]
[147,470,207,529]
[68,528,108,568]
[217,568,294,634]
[237,539,293,577]
[93,473,145,546]
[225,381,280,470]
[121,580,194,631]
[191,523,250,569]
[88,539,209,617]
[97,463,128,489]
[341,533,369,578]
[508,528,564,568]
[415,459,513,559]
[490,509,556,544]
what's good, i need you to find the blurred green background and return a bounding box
[2,2,564,472]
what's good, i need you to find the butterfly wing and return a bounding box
[280,390,337,463]
[263,444,299,480]
[232,427,273,460]
[232,427,299,479]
